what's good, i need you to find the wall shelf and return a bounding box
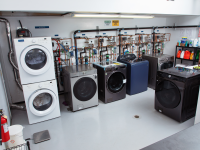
[175,46,200,66]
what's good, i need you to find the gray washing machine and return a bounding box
[62,64,98,112]
[143,54,174,90]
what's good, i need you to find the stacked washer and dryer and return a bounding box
[13,37,60,124]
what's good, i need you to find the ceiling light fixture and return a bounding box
[73,14,154,18]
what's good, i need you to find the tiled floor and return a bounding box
[9,88,194,150]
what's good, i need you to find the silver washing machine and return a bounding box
[143,54,174,90]
[62,64,98,112]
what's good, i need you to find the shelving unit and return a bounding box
[174,46,200,66]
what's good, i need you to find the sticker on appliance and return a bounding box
[123,79,126,83]
[112,20,119,26]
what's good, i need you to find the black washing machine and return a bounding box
[143,54,174,90]
[93,61,127,104]
[155,67,200,122]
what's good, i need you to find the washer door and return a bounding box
[29,89,57,116]
[156,80,181,109]
[107,72,125,93]
[73,77,97,101]
[21,45,52,75]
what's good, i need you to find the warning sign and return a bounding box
[112,20,119,26]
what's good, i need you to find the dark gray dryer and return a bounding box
[155,67,200,122]
[93,61,127,104]
[143,54,174,90]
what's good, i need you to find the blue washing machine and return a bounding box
[117,54,149,95]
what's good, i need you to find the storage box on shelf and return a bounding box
[175,46,200,66]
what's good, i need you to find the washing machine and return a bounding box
[13,37,55,84]
[143,54,174,89]
[22,80,60,124]
[62,64,98,112]
[117,54,149,95]
[155,68,200,122]
[93,61,127,104]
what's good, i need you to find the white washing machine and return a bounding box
[13,37,55,84]
[22,80,60,124]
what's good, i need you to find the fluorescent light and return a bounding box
[120,15,154,18]
[73,14,154,18]
[73,14,119,18]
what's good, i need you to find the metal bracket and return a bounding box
[96,26,99,35]
[135,25,137,33]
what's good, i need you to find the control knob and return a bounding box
[32,39,36,43]
[39,84,43,88]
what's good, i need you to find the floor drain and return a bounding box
[134,115,139,118]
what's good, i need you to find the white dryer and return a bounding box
[22,80,60,124]
[14,37,55,84]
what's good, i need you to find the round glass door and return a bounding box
[156,80,181,108]
[29,89,57,116]
[21,45,52,75]
[73,77,97,101]
[25,49,47,70]
[107,72,125,93]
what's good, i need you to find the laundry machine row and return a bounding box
[13,37,60,124]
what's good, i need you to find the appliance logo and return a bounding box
[35,26,49,29]
[18,39,24,42]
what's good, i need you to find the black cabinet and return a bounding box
[174,46,200,66]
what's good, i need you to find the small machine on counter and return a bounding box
[93,61,127,104]
[143,54,174,89]
[62,64,98,111]
[117,54,149,95]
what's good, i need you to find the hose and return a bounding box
[59,43,68,52]
[13,68,22,90]
[0,18,22,90]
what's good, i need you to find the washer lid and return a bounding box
[20,45,52,75]
[29,89,57,116]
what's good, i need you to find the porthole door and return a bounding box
[29,89,57,116]
[156,80,181,109]
[107,72,125,93]
[73,77,97,101]
[20,45,52,75]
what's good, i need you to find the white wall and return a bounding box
[165,16,200,64]
[5,16,167,64]
[0,62,11,126]
[0,0,200,15]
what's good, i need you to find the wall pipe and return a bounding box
[0,18,22,90]
[74,25,199,34]
[80,47,86,64]
[74,24,200,65]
